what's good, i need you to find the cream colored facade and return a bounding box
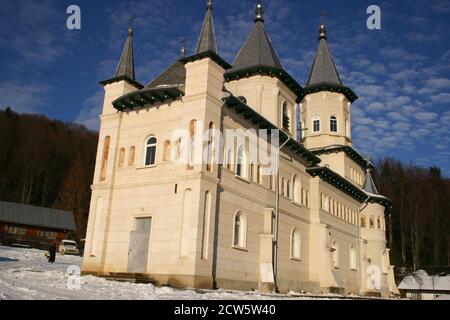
[82,3,398,297]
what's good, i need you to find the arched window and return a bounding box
[233,212,247,248]
[350,245,357,270]
[293,176,301,203]
[361,215,367,228]
[236,145,248,178]
[332,241,339,268]
[330,116,338,132]
[100,136,111,181]
[282,102,290,131]
[281,178,286,196]
[226,148,233,170]
[118,148,125,168]
[377,217,381,229]
[145,136,157,166]
[269,172,274,190]
[291,228,301,259]
[313,116,320,132]
[286,179,291,199]
[128,146,136,166]
[370,216,375,228]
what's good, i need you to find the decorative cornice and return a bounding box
[112,86,184,111]
[306,166,368,203]
[180,51,232,70]
[310,145,374,171]
[305,83,358,103]
[99,75,144,90]
[224,66,305,103]
[223,94,321,165]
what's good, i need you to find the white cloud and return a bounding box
[366,102,385,113]
[0,82,52,114]
[75,91,104,131]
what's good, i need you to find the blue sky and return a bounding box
[0,0,449,176]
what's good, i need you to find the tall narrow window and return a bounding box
[118,148,125,168]
[281,178,286,196]
[377,217,381,229]
[370,216,375,228]
[330,116,338,132]
[100,136,111,181]
[180,189,192,258]
[128,146,136,166]
[350,245,357,270]
[164,141,171,161]
[206,122,215,172]
[293,176,300,203]
[188,120,197,168]
[257,165,262,184]
[201,192,211,260]
[286,180,291,199]
[145,136,157,166]
[291,228,301,259]
[332,241,339,268]
[361,215,367,228]
[233,212,247,248]
[236,145,247,178]
[282,102,290,131]
[313,116,320,132]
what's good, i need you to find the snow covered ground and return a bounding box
[0,246,363,301]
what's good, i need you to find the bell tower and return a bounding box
[301,23,358,150]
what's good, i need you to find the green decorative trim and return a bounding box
[100,75,144,90]
[224,66,305,103]
[223,94,321,165]
[180,51,232,70]
[112,86,185,111]
[307,166,368,203]
[305,83,358,103]
[367,194,393,210]
[311,146,374,171]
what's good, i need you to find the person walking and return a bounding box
[48,242,57,264]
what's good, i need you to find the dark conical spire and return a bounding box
[230,1,283,72]
[306,23,343,87]
[195,0,217,54]
[115,27,136,80]
[363,169,379,195]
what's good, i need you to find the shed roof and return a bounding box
[0,201,76,231]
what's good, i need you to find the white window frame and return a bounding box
[144,135,158,167]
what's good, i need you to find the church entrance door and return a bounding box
[128,217,152,273]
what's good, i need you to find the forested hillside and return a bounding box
[374,160,450,270]
[0,108,448,270]
[0,108,98,240]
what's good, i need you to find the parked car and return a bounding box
[59,240,80,256]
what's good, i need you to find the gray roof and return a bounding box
[0,201,76,231]
[306,25,343,87]
[229,18,283,73]
[115,28,136,80]
[145,60,186,90]
[195,0,217,54]
[363,171,379,195]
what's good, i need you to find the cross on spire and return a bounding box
[255,1,264,23]
[128,15,137,34]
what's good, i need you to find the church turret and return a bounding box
[301,23,357,149]
[224,1,303,137]
[181,0,230,98]
[195,0,217,54]
[99,27,142,115]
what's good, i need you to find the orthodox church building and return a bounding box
[82,1,398,297]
